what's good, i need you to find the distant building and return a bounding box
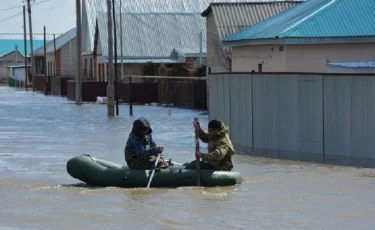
[7,65,31,82]
[33,28,77,78]
[222,0,375,73]
[81,0,292,81]
[0,39,44,79]
[202,1,302,73]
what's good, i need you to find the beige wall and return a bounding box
[287,43,375,73]
[231,43,375,73]
[232,45,287,72]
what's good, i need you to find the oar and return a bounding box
[146,152,162,188]
[194,117,201,186]
[167,159,183,166]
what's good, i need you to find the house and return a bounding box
[202,1,303,73]
[7,65,31,82]
[222,0,375,73]
[93,12,208,81]
[33,28,77,78]
[81,0,285,81]
[0,39,44,79]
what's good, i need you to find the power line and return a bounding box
[45,0,70,26]
[50,0,69,10]
[0,0,54,23]
[0,12,23,24]
[0,5,22,12]
[0,33,62,35]
[0,0,53,12]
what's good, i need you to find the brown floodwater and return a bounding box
[0,86,374,230]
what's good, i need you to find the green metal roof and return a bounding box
[222,0,375,45]
[0,39,45,57]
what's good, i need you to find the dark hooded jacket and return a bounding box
[125,118,158,165]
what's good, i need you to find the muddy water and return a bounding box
[0,86,374,230]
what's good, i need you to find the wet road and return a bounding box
[1,86,375,230]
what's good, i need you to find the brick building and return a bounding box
[33,28,77,78]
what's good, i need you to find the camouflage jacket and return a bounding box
[197,124,234,170]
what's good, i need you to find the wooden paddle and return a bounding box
[146,152,162,188]
[194,117,201,186]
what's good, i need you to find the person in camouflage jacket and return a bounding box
[185,119,234,171]
[124,117,168,170]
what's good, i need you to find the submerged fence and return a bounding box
[209,73,375,161]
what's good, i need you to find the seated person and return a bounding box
[124,117,167,170]
[185,119,234,171]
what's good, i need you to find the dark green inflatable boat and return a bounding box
[66,155,242,188]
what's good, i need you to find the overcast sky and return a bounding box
[0,0,76,40]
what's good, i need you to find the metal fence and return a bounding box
[209,73,375,160]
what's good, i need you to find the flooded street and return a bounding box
[1,86,375,230]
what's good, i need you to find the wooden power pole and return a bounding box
[107,0,114,116]
[75,0,82,104]
[23,6,28,88]
[112,0,119,116]
[27,0,35,91]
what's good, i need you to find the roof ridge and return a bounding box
[278,0,337,37]
[210,1,304,4]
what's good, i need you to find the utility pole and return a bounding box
[23,6,28,89]
[112,0,119,116]
[76,0,82,104]
[199,28,203,67]
[53,34,57,76]
[43,26,47,95]
[27,0,35,91]
[107,0,114,116]
[129,76,133,116]
[120,0,124,84]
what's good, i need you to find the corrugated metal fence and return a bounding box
[209,73,375,160]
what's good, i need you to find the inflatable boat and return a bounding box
[66,155,242,188]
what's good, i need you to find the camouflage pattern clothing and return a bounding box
[124,118,167,170]
[186,123,234,171]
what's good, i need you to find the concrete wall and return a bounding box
[231,43,375,73]
[232,45,287,72]
[209,73,375,161]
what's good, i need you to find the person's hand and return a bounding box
[195,150,201,158]
[193,120,200,129]
[156,146,164,153]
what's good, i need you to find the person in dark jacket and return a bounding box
[124,117,167,170]
[185,119,234,171]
